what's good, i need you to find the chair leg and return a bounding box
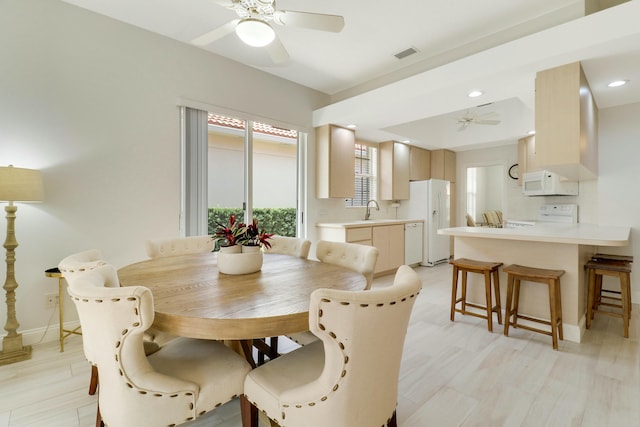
[89,365,98,395]
[586,268,595,329]
[483,270,493,332]
[512,279,521,328]
[622,272,631,338]
[450,265,459,321]
[388,410,398,427]
[461,271,468,313]
[240,395,259,427]
[493,269,502,325]
[268,336,279,359]
[96,403,103,427]
[548,279,559,350]
[504,274,514,336]
[555,278,563,341]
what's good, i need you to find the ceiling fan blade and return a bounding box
[273,10,345,32]
[475,120,501,125]
[476,112,500,120]
[191,19,239,46]
[266,34,290,64]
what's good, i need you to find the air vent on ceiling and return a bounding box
[394,47,418,60]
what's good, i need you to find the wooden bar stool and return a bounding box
[503,264,565,350]
[589,254,633,315]
[450,258,503,332]
[585,259,632,338]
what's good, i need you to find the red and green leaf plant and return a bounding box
[213,214,246,247]
[214,215,273,249]
[241,218,274,249]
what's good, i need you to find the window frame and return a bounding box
[345,141,378,208]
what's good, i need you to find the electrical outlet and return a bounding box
[45,293,58,308]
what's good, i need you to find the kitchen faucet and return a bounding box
[364,199,380,220]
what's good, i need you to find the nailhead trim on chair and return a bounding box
[71,294,230,426]
[278,290,420,423]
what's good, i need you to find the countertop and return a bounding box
[317,219,424,228]
[438,223,630,246]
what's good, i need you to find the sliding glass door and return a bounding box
[189,111,301,243]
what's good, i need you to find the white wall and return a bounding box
[0,0,328,344]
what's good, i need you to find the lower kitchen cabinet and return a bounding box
[372,224,405,274]
[316,221,408,276]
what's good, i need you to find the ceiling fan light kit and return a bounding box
[236,18,275,47]
[191,0,345,63]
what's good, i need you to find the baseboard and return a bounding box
[1,320,82,347]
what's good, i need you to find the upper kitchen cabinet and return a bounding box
[316,124,355,199]
[409,146,431,181]
[517,135,539,183]
[535,61,598,181]
[430,149,456,182]
[379,141,410,200]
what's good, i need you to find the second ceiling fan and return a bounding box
[191,0,345,64]
[455,110,501,131]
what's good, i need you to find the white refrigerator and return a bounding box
[404,179,451,266]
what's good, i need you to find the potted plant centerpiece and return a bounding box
[214,215,273,274]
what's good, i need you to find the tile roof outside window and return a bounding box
[208,113,297,140]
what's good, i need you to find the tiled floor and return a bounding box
[0,263,638,426]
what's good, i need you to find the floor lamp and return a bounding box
[0,165,44,365]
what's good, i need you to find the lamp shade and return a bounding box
[0,165,44,202]
[235,18,275,47]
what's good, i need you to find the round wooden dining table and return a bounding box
[117,252,367,341]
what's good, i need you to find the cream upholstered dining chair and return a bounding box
[265,235,311,259]
[243,265,422,427]
[59,250,171,402]
[286,240,380,347]
[145,235,214,258]
[67,264,252,427]
[315,240,379,290]
[58,249,116,397]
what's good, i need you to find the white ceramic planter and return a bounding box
[217,246,263,275]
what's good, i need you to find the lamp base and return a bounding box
[0,334,32,365]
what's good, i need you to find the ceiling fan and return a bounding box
[455,110,501,131]
[191,0,345,64]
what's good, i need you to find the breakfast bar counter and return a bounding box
[439,223,630,343]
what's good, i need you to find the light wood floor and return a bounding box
[1,263,638,426]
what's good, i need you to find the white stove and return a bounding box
[505,204,578,228]
[538,204,578,223]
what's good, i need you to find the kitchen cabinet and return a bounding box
[430,149,456,182]
[517,135,539,184]
[346,226,372,246]
[379,141,410,200]
[316,124,355,198]
[535,61,598,180]
[316,220,409,276]
[410,146,431,181]
[372,224,405,274]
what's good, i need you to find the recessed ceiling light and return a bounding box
[468,90,483,98]
[401,140,410,143]
[527,130,536,135]
[607,80,628,88]
[346,124,357,129]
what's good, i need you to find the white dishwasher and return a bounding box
[404,222,423,266]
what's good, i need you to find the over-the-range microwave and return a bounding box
[522,170,578,196]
